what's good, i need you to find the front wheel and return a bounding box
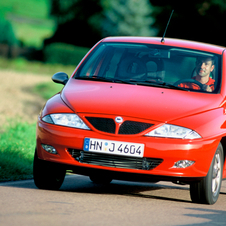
[190,143,224,204]
[33,150,66,190]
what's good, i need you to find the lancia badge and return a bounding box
[115,116,123,123]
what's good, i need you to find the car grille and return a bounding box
[118,120,153,134]
[85,117,115,134]
[68,149,163,170]
[85,117,153,135]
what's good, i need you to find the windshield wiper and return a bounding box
[76,76,113,82]
[113,78,137,85]
[76,76,137,85]
[76,77,186,90]
[131,79,187,91]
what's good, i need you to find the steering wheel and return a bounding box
[174,79,205,90]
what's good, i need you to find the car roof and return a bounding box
[101,37,225,55]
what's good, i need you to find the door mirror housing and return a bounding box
[52,72,69,85]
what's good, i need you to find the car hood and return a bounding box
[61,79,223,123]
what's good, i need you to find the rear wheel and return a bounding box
[33,150,66,190]
[190,143,223,204]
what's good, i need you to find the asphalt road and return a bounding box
[0,175,226,226]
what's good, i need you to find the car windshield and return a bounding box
[74,42,221,93]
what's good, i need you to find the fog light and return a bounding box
[41,144,58,154]
[173,160,195,168]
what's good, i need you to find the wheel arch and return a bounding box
[220,136,226,178]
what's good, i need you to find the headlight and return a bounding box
[42,113,90,130]
[145,124,201,139]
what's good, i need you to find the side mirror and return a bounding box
[52,72,69,85]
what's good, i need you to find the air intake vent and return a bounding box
[68,149,163,170]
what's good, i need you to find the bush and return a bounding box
[0,17,18,46]
[44,42,89,66]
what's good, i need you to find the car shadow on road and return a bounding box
[178,208,226,226]
[59,175,192,203]
[1,175,226,204]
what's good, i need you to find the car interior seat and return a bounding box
[116,56,146,79]
[143,56,165,81]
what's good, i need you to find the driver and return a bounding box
[179,57,215,92]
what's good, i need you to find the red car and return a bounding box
[34,37,226,204]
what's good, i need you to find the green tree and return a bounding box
[0,17,18,46]
[95,0,157,37]
[46,0,157,48]
[0,17,18,58]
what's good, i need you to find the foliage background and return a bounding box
[47,0,226,48]
[1,0,226,61]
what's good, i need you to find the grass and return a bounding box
[0,122,36,181]
[0,78,64,182]
[0,57,75,76]
[34,81,64,100]
[0,57,74,182]
[0,0,55,48]
[13,21,55,48]
[0,0,51,20]
[0,72,67,182]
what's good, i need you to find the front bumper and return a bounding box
[36,119,220,181]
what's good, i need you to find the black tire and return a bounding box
[33,150,66,190]
[89,174,112,184]
[190,143,224,204]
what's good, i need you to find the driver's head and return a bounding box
[196,57,215,78]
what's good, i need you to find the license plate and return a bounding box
[83,138,144,157]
